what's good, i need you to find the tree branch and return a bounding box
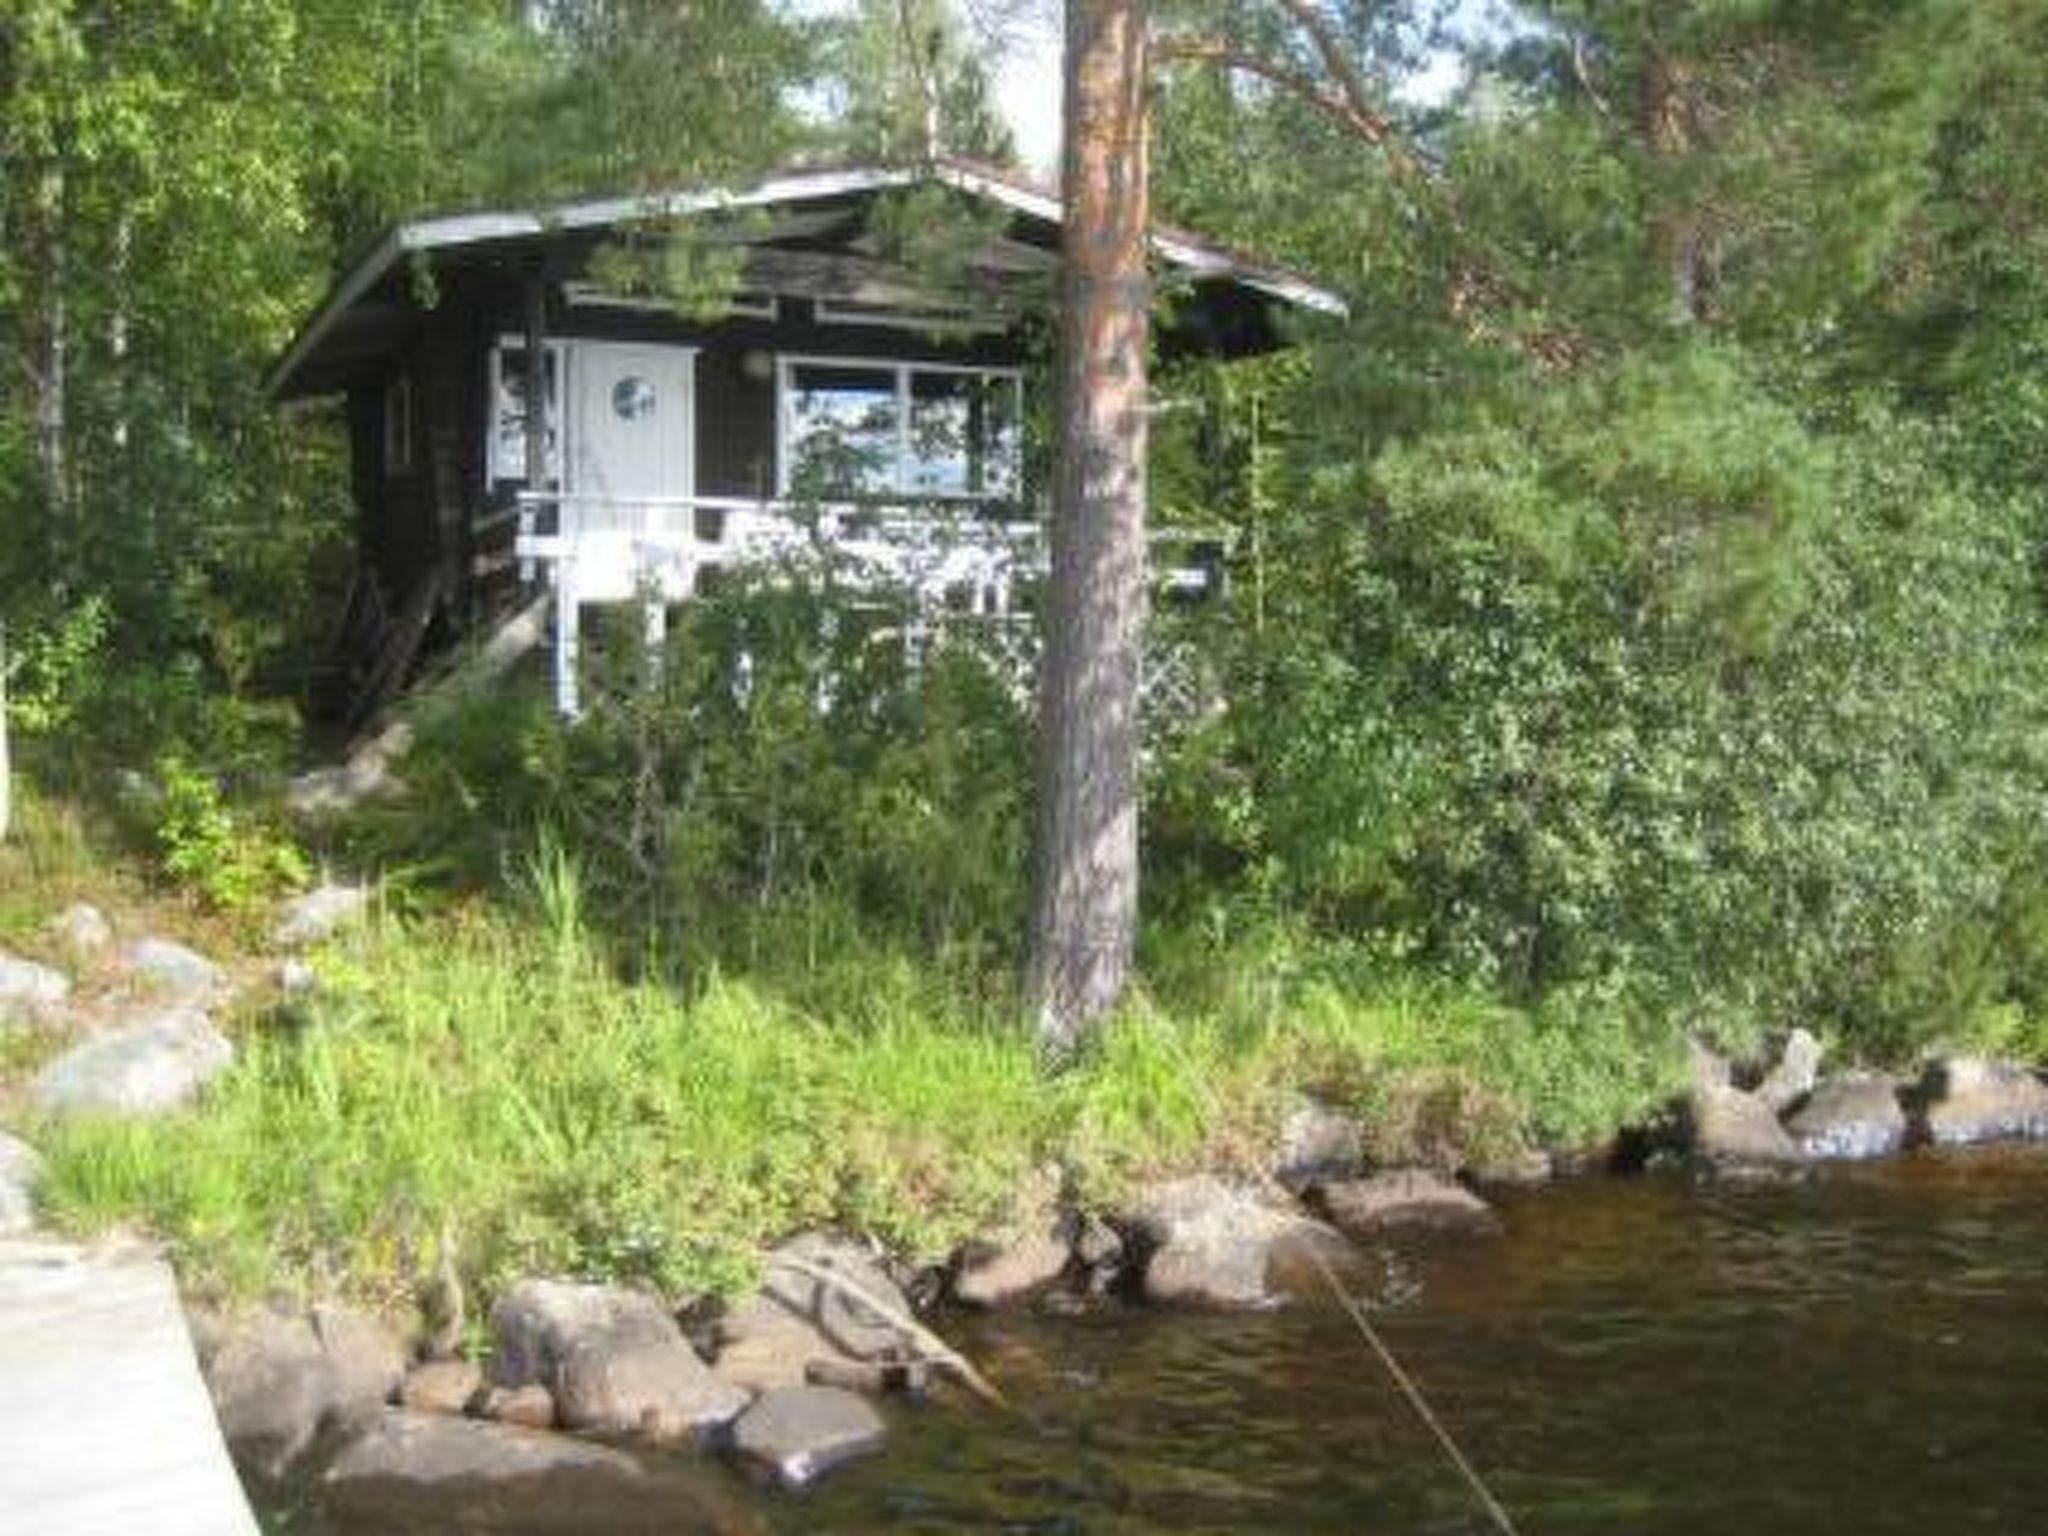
[1153,35,1392,147]
[1265,0,1394,141]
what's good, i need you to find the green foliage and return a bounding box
[153,757,308,913]
[390,575,1037,972]
[1211,344,2048,1060]
[28,889,1668,1304]
[0,598,109,735]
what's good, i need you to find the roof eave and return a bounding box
[268,163,1346,398]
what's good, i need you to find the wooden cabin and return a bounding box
[269,159,1343,721]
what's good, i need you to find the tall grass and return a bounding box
[26,887,1682,1314]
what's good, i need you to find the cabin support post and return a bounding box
[521,265,549,492]
[553,563,581,719]
[525,264,581,714]
[642,586,667,680]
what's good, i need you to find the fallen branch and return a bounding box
[770,1252,1009,1409]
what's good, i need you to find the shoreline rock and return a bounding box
[120,937,226,1001]
[731,1385,886,1489]
[490,1278,749,1441]
[1685,1082,1806,1172]
[31,1007,234,1118]
[324,1407,641,1487]
[714,1234,915,1394]
[196,1303,402,1482]
[0,950,70,1023]
[1125,1174,1347,1309]
[1916,1058,2048,1147]
[1312,1169,1501,1237]
[1785,1075,1907,1161]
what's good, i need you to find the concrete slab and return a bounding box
[0,1239,258,1536]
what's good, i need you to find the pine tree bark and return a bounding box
[1027,0,1150,1049]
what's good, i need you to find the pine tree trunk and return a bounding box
[1026,0,1150,1049]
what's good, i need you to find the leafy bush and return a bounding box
[1212,345,2048,1062]
[153,756,308,913]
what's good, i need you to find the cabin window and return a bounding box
[381,376,413,476]
[487,340,565,486]
[778,357,1022,501]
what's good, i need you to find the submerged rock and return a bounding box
[322,1410,757,1535]
[402,1358,484,1417]
[0,1132,44,1236]
[1755,1028,1824,1115]
[1917,1058,2048,1147]
[954,1172,1076,1308]
[1126,1175,1346,1309]
[326,1408,640,1486]
[731,1385,886,1489]
[490,1279,747,1439]
[715,1233,914,1393]
[0,950,69,1021]
[1314,1170,1501,1237]
[199,1304,399,1481]
[1686,1084,1805,1171]
[476,1383,557,1430]
[121,936,225,1000]
[1785,1075,1907,1160]
[31,1008,233,1117]
[313,1301,406,1413]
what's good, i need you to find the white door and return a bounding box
[566,342,695,601]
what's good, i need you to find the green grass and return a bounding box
[21,891,1684,1317]
[5,743,1684,1319]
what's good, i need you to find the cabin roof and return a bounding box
[270,157,1348,399]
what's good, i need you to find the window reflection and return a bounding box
[785,360,1022,500]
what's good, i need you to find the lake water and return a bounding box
[297,1147,2048,1535]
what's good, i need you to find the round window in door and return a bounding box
[611,376,657,421]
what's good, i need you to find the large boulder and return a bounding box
[953,1171,1075,1308]
[1916,1058,2048,1147]
[1271,1094,1365,1190]
[1755,1028,1824,1114]
[197,1304,401,1481]
[273,882,370,950]
[0,950,69,1022]
[322,1410,753,1534]
[312,1301,406,1416]
[1314,1170,1501,1237]
[714,1233,914,1394]
[402,1358,484,1417]
[954,1219,1073,1309]
[1685,1084,1805,1172]
[1785,1075,1908,1160]
[120,937,225,1001]
[31,1008,233,1117]
[326,1408,639,1485]
[730,1385,886,1489]
[0,1132,43,1236]
[1125,1175,1345,1309]
[490,1279,747,1439]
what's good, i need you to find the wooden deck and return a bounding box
[0,1238,258,1536]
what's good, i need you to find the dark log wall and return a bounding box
[357,258,1035,629]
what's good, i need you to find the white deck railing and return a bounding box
[510,491,1222,715]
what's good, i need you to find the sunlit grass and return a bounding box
[25,888,1683,1315]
